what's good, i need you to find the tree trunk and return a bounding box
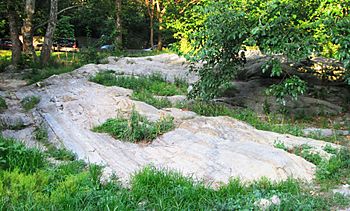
[40,0,58,65]
[145,0,155,48]
[156,0,165,50]
[22,0,37,61]
[115,0,122,48]
[7,10,21,66]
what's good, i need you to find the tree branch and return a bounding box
[34,5,83,31]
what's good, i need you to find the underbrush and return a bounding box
[1,136,349,210]
[92,109,174,143]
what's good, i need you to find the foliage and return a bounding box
[266,75,307,106]
[21,96,41,112]
[332,16,350,84]
[93,109,174,143]
[187,3,251,100]
[0,96,7,112]
[55,16,75,39]
[179,0,350,102]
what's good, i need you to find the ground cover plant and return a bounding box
[0,135,349,210]
[92,109,174,143]
[21,95,40,112]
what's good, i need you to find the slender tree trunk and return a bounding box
[7,10,21,66]
[145,0,155,48]
[22,0,37,61]
[40,0,58,65]
[115,0,122,48]
[156,0,165,50]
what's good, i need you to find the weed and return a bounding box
[316,148,350,185]
[293,144,323,165]
[93,109,174,142]
[0,96,7,112]
[21,96,40,111]
[274,140,288,151]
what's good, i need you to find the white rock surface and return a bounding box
[0,54,341,185]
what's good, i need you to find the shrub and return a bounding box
[92,109,174,142]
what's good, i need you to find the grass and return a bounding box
[21,95,40,111]
[131,91,172,109]
[90,71,187,96]
[93,109,174,143]
[0,96,7,112]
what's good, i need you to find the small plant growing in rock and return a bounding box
[274,140,288,151]
[21,96,40,111]
[92,109,174,143]
[0,96,7,112]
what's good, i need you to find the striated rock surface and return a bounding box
[0,54,342,185]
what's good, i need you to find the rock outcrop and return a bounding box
[0,54,343,186]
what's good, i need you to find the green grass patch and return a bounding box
[90,71,187,96]
[93,109,174,143]
[0,96,7,112]
[0,136,46,173]
[21,95,40,112]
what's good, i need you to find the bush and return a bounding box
[92,109,174,142]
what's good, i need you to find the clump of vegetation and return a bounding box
[0,136,46,173]
[90,71,188,96]
[93,109,175,143]
[21,96,41,111]
[316,148,350,187]
[293,144,323,165]
[0,96,7,112]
